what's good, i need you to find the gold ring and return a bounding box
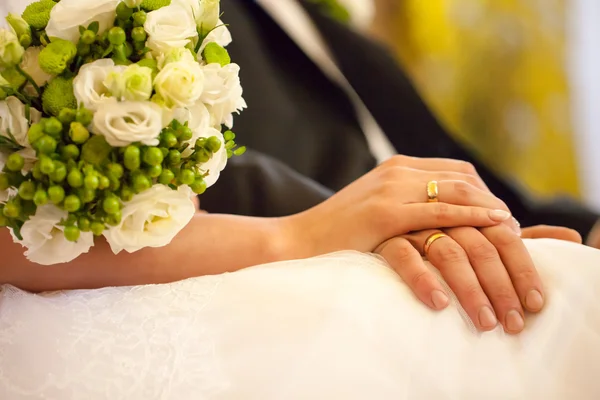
[423,232,449,257]
[426,181,439,202]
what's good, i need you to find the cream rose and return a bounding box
[73,59,126,111]
[103,185,196,254]
[46,0,119,43]
[20,47,53,95]
[154,58,204,108]
[144,4,197,55]
[0,28,24,68]
[11,204,94,266]
[200,63,246,128]
[92,101,165,147]
[0,96,36,147]
[104,64,154,102]
[122,0,143,7]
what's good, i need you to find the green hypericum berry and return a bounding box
[107,163,124,179]
[32,162,44,180]
[76,108,93,126]
[61,144,80,160]
[194,149,211,163]
[80,30,96,45]
[143,147,164,166]
[124,145,141,171]
[48,185,65,204]
[106,211,122,226]
[64,225,80,242]
[49,161,67,182]
[190,178,207,195]
[108,27,126,46]
[223,130,235,141]
[109,177,121,191]
[64,194,81,212]
[33,189,48,206]
[132,174,151,193]
[120,186,134,202]
[206,136,222,153]
[102,196,120,215]
[178,126,193,141]
[225,140,235,150]
[167,149,181,166]
[161,131,178,149]
[3,201,21,218]
[36,135,58,155]
[44,117,63,136]
[158,169,175,185]
[58,108,77,125]
[226,149,233,158]
[116,2,134,20]
[131,27,146,42]
[195,137,207,149]
[28,123,45,144]
[78,217,91,232]
[233,146,247,156]
[69,122,90,144]
[159,147,169,157]
[40,156,55,175]
[6,153,24,172]
[91,221,105,236]
[179,169,195,185]
[146,164,162,178]
[80,188,96,203]
[0,174,9,191]
[133,10,147,26]
[84,174,99,190]
[67,169,84,188]
[18,181,36,200]
[98,175,110,190]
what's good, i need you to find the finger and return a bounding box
[404,230,498,331]
[521,225,582,243]
[376,236,450,310]
[480,224,545,313]
[445,227,525,334]
[587,220,600,248]
[386,203,512,236]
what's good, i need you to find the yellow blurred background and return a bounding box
[371,0,581,199]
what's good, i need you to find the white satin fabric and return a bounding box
[1,239,600,399]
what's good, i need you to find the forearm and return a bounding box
[0,213,293,292]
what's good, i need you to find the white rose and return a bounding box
[73,59,126,111]
[103,185,196,254]
[0,96,34,147]
[92,101,165,147]
[104,64,154,101]
[0,28,24,68]
[198,21,232,54]
[200,63,246,128]
[122,0,143,7]
[144,4,197,55]
[154,58,204,108]
[11,205,94,266]
[46,0,119,43]
[20,47,53,95]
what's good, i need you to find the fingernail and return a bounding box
[510,217,522,236]
[489,209,511,221]
[505,310,525,333]
[431,290,449,309]
[525,290,544,311]
[478,306,497,329]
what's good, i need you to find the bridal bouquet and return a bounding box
[0,0,246,265]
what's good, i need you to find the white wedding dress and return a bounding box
[1,239,600,399]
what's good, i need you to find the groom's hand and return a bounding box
[587,220,600,248]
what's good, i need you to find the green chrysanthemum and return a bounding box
[21,0,56,30]
[38,39,77,75]
[202,43,231,67]
[141,0,171,11]
[42,77,77,116]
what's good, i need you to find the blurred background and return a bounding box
[363,0,600,212]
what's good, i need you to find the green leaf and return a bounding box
[79,25,86,35]
[101,44,114,58]
[10,221,23,241]
[87,21,99,34]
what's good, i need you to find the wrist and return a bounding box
[275,213,320,261]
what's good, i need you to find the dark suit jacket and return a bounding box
[201,0,598,239]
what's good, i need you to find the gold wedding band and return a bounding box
[426,181,439,202]
[423,232,449,257]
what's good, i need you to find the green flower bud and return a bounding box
[58,108,77,125]
[102,196,120,215]
[44,117,63,137]
[202,42,231,67]
[206,136,222,153]
[81,135,112,165]
[6,14,31,42]
[146,164,162,178]
[194,148,211,164]
[159,147,169,157]
[0,29,24,68]
[133,10,147,26]
[108,27,126,46]
[195,137,207,149]
[6,153,24,172]
[38,39,77,75]
[0,174,9,190]
[48,185,65,204]
[64,225,81,242]
[42,77,77,117]
[120,186,134,202]
[179,169,195,185]
[131,27,147,43]
[63,194,81,212]
[32,161,44,180]
[3,201,21,218]
[80,30,96,45]
[109,177,121,191]
[78,217,91,232]
[49,161,67,182]
[178,126,193,142]
[190,178,207,195]
[84,174,99,190]
[19,34,32,48]
[39,156,55,175]
[124,145,141,171]
[61,144,80,160]
[161,131,178,149]
[33,189,48,206]
[233,146,247,156]
[35,135,57,155]
[167,149,181,166]
[132,173,151,193]
[117,2,134,20]
[22,0,55,30]
[76,108,93,126]
[226,149,233,159]
[1,67,26,89]
[18,181,36,200]
[158,169,175,185]
[67,169,83,188]
[27,123,44,145]
[69,122,90,144]
[106,211,122,226]
[143,147,164,166]
[107,163,124,179]
[225,140,235,150]
[79,188,96,203]
[98,175,110,190]
[91,221,105,236]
